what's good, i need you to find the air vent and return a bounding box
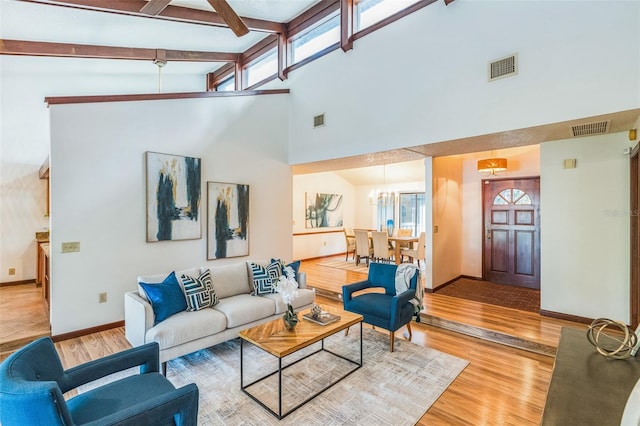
[571,120,610,137]
[488,54,518,81]
[313,114,325,128]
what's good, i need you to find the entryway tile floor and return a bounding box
[435,278,540,313]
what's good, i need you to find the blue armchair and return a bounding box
[342,262,419,352]
[0,337,198,426]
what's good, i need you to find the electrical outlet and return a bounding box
[8,268,15,276]
[434,225,439,233]
[61,242,80,253]
[98,292,107,303]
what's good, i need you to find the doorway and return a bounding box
[631,144,639,328]
[482,178,541,289]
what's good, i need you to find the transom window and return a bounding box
[245,49,277,88]
[216,75,235,92]
[356,0,423,32]
[290,14,340,65]
[493,188,532,205]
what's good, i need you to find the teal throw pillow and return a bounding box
[139,271,188,325]
[271,258,301,281]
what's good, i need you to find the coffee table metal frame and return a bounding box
[239,315,363,420]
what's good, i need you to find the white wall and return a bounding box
[460,146,541,277]
[432,157,463,287]
[49,94,290,334]
[540,132,630,321]
[0,55,206,284]
[292,172,425,260]
[292,172,355,259]
[286,0,639,164]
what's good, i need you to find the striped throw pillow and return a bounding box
[181,269,218,311]
[249,261,282,295]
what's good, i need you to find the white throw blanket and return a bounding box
[395,263,423,321]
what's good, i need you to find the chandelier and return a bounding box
[369,164,398,206]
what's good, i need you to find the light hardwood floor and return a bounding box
[0,282,50,357]
[1,255,588,424]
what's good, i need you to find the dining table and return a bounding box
[388,235,419,265]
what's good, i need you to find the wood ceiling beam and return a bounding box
[18,0,284,34]
[0,39,240,62]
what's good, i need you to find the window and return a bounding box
[216,75,235,92]
[290,14,340,65]
[246,49,277,88]
[356,0,423,32]
[493,189,532,206]
[376,195,396,232]
[398,192,425,236]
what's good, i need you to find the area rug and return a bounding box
[166,326,468,425]
[317,258,371,273]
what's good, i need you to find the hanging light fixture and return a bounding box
[477,157,508,175]
[153,58,167,93]
[369,164,398,206]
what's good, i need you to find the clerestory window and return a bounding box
[246,49,277,88]
[290,14,340,65]
[356,0,424,32]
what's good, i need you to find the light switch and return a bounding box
[61,242,80,253]
[563,159,577,169]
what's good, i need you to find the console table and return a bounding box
[541,327,640,425]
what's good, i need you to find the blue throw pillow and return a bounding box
[271,258,301,281]
[139,271,188,325]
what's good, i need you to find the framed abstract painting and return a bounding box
[207,181,250,260]
[146,151,201,242]
[305,192,343,228]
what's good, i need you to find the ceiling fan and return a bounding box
[140,0,250,37]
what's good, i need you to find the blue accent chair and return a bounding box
[0,337,198,426]
[342,262,419,352]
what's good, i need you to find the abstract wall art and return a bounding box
[146,151,201,242]
[305,192,343,228]
[207,181,250,260]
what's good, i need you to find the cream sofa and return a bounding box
[124,260,315,369]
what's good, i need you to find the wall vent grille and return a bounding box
[488,54,518,81]
[313,114,325,128]
[571,121,610,137]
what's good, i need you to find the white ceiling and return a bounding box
[170,0,319,21]
[0,0,321,74]
[2,0,638,185]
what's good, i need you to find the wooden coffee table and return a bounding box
[239,307,363,419]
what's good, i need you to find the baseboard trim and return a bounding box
[52,320,125,342]
[0,279,36,287]
[539,310,593,325]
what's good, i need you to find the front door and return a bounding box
[483,178,540,289]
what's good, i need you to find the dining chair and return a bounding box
[401,231,426,267]
[372,231,394,263]
[343,228,356,261]
[354,229,373,266]
[396,228,413,250]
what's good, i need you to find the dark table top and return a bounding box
[541,327,640,426]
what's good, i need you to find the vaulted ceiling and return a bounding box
[2,0,638,185]
[1,0,322,75]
